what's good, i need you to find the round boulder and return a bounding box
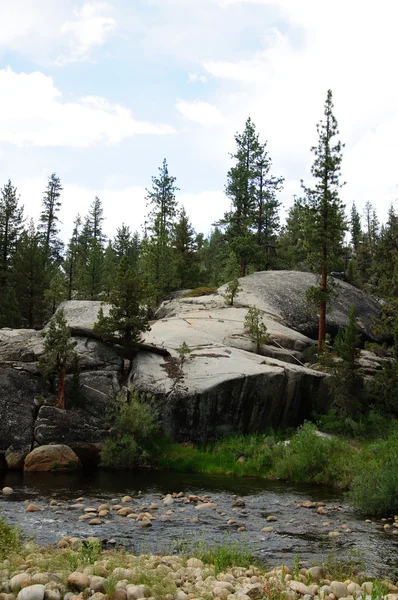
[24,445,82,472]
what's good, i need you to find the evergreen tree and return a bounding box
[0,286,20,328]
[102,242,117,299]
[44,268,68,316]
[113,224,140,268]
[277,197,308,269]
[222,117,262,276]
[82,238,104,300]
[38,173,64,262]
[87,196,106,244]
[350,202,362,252]
[172,207,200,289]
[40,308,78,409]
[13,221,47,328]
[301,90,346,350]
[142,159,179,303]
[328,305,362,417]
[201,228,229,287]
[94,255,150,364]
[253,146,284,270]
[64,214,81,300]
[0,180,24,288]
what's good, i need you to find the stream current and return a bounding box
[0,469,397,576]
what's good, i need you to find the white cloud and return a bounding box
[176,99,226,126]
[0,68,176,147]
[57,2,116,65]
[188,72,208,84]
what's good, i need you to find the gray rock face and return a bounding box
[0,303,121,459]
[34,406,109,446]
[0,366,42,451]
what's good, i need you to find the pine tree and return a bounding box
[277,197,308,269]
[13,221,47,328]
[172,207,200,289]
[142,159,179,304]
[39,308,78,409]
[302,90,346,350]
[87,196,106,244]
[64,214,82,300]
[102,242,117,299]
[113,224,140,268]
[329,305,362,417]
[94,255,150,364]
[0,180,24,288]
[38,173,64,263]
[222,117,262,276]
[253,146,284,270]
[201,228,229,287]
[44,268,68,316]
[350,202,362,252]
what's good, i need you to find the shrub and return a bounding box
[347,433,398,515]
[183,287,217,297]
[101,388,160,469]
[0,514,23,559]
[222,278,241,306]
[244,306,270,353]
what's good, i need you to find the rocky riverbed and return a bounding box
[1,471,397,577]
[1,542,398,600]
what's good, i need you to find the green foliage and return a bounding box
[222,277,241,306]
[301,90,347,349]
[0,514,23,560]
[244,306,270,353]
[186,536,258,574]
[176,341,192,363]
[219,117,284,276]
[94,255,150,358]
[348,434,398,515]
[100,388,159,469]
[183,286,217,297]
[39,308,77,378]
[38,172,64,263]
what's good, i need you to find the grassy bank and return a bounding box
[158,423,398,516]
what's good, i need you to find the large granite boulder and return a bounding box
[132,272,381,442]
[231,271,380,340]
[24,444,82,471]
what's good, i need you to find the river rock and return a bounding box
[308,567,326,581]
[126,585,146,600]
[24,445,82,472]
[5,446,30,470]
[195,502,217,510]
[89,578,106,593]
[10,575,30,593]
[17,586,45,600]
[67,573,90,591]
[2,486,13,495]
[26,504,41,512]
[331,582,348,599]
[289,581,311,595]
[186,558,204,568]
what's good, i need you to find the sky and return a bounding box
[0,0,397,242]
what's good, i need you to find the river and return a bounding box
[0,469,396,577]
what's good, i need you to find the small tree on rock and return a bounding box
[39,308,78,409]
[244,306,270,353]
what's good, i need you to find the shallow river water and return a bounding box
[0,469,397,576]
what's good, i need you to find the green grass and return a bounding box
[158,424,398,516]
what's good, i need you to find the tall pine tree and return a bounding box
[302,90,346,350]
[38,173,64,263]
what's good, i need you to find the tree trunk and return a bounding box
[56,366,66,409]
[318,250,327,351]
